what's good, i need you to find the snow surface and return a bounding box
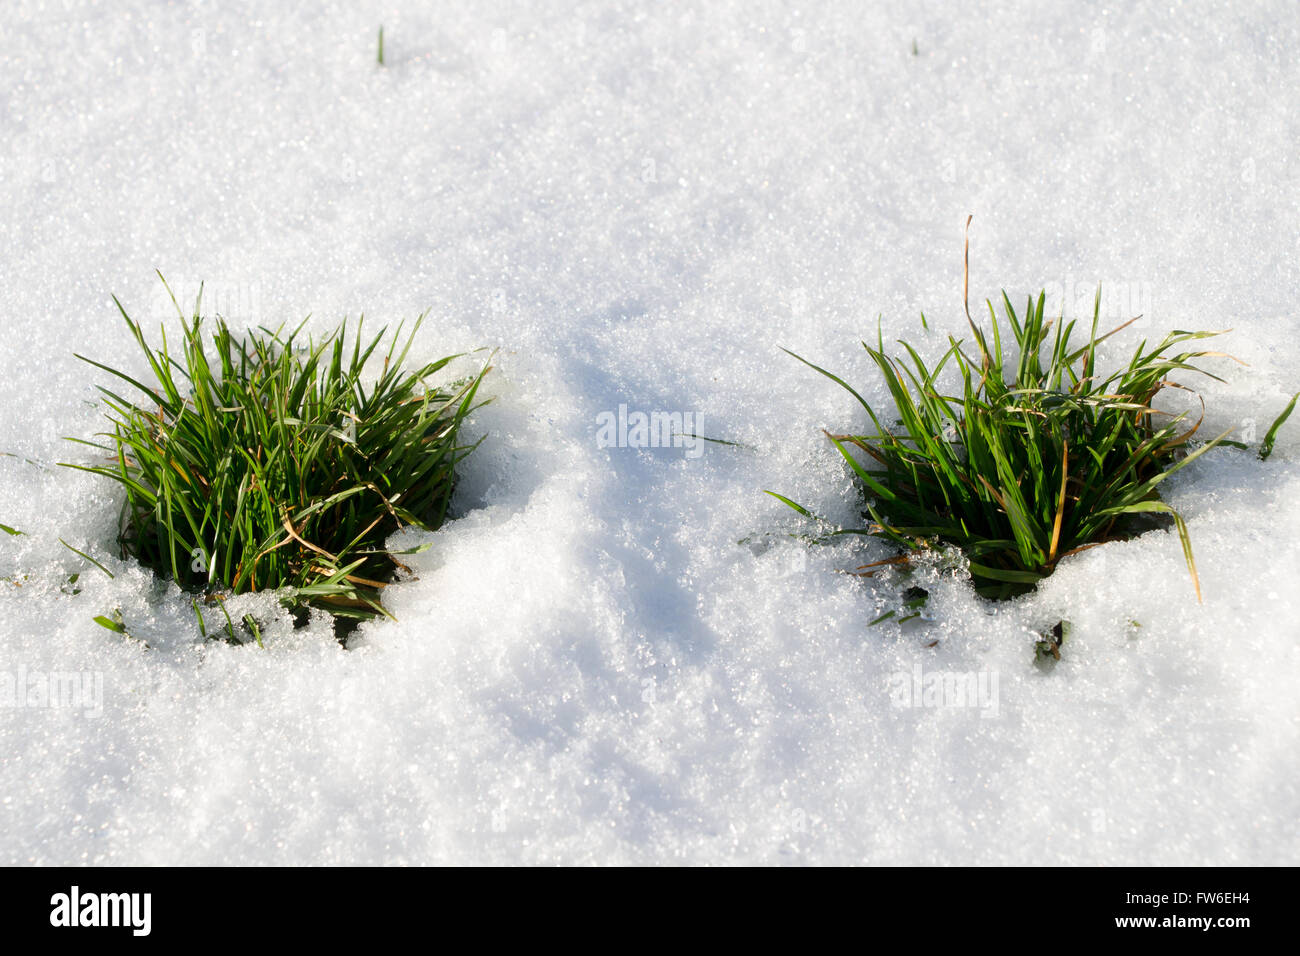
[1,0,1298,865]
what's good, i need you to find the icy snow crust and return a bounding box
[1,1,1297,865]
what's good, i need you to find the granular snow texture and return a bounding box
[0,0,1297,864]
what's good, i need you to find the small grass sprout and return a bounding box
[1259,391,1298,461]
[773,266,1241,601]
[62,278,490,626]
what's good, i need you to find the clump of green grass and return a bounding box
[62,280,490,625]
[771,282,1240,601]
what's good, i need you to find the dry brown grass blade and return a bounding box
[963,214,973,328]
[826,431,889,467]
[1048,440,1068,563]
[310,564,389,589]
[1156,393,1206,454]
[976,473,1009,511]
[315,594,377,609]
[1056,540,1108,560]
[1096,314,1144,342]
[248,532,296,592]
[847,555,913,577]
[281,514,339,562]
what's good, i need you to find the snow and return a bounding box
[1,0,1298,864]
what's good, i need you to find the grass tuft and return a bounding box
[62,277,490,626]
[773,285,1238,601]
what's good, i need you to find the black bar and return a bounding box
[0,866,1280,943]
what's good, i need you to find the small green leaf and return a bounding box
[59,539,115,579]
[93,614,126,634]
[763,490,815,518]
